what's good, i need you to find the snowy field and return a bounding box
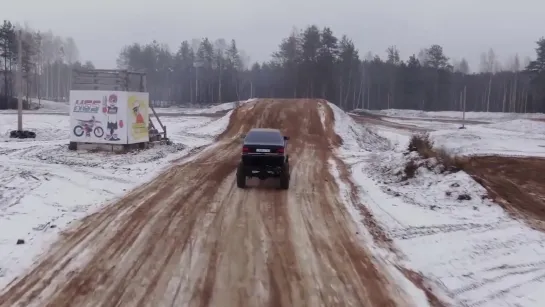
[364,108,545,121]
[430,119,545,158]
[361,109,545,158]
[0,108,235,288]
[383,117,467,130]
[338,107,545,306]
[0,99,247,116]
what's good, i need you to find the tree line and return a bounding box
[118,26,545,113]
[0,20,95,109]
[2,18,544,113]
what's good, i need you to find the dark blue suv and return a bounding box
[236,128,290,189]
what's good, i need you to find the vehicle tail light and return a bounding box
[242,147,249,153]
[277,148,284,153]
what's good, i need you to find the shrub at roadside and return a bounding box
[403,133,468,180]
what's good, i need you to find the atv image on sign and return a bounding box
[236,128,290,189]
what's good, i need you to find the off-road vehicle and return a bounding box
[236,128,290,189]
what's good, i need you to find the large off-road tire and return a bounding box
[236,163,246,188]
[279,162,290,190]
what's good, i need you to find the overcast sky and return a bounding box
[5,0,545,71]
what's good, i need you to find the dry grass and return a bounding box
[405,133,469,178]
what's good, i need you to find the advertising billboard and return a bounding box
[127,92,150,144]
[69,90,128,144]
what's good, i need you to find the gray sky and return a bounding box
[5,0,545,71]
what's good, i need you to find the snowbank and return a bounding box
[327,102,391,152]
[0,111,232,289]
[325,102,432,306]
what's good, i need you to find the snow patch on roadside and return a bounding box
[317,102,326,129]
[327,102,391,152]
[192,110,234,137]
[324,102,431,306]
[328,158,431,307]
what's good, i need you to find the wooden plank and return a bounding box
[73,77,125,85]
[73,69,146,76]
[72,70,145,93]
[71,84,125,91]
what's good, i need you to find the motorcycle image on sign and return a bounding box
[73,117,104,138]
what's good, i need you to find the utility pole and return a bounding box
[17,29,23,131]
[461,85,467,129]
[58,46,64,101]
[193,60,203,104]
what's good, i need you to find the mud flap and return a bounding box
[236,163,246,188]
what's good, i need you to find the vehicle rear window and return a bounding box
[245,130,283,143]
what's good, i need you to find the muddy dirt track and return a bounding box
[0,99,411,307]
[465,155,545,227]
[349,112,486,133]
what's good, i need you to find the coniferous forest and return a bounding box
[2,19,545,112]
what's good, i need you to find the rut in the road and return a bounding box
[0,99,406,307]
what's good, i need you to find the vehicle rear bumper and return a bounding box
[240,155,285,177]
[242,155,284,167]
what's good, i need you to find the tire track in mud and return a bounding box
[0,99,409,307]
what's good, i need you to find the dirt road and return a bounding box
[0,99,410,307]
[349,112,486,133]
[464,155,545,227]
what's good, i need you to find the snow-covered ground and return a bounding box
[325,103,432,306]
[4,100,545,306]
[358,108,545,158]
[155,100,254,115]
[0,100,70,114]
[363,108,545,121]
[430,120,545,158]
[335,105,545,306]
[0,109,234,288]
[0,99,248,116]
[383,117,467,130]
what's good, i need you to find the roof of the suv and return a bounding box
[248,128,281,133]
